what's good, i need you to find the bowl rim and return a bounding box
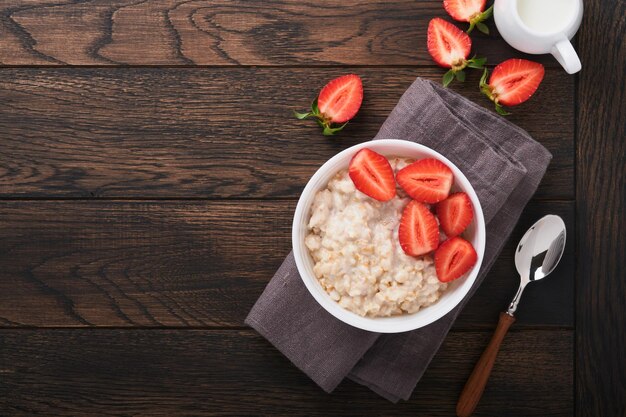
[292,139,486,333]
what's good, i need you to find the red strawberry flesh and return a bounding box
[435,237,478,282]
[318,74,363,123]
[487,59,545,106]
[398,201,440,257]
[427,18,471,69]
[443,0,487,22]
[396,158,454,203]
[437,192,474,237]
[348,148,396,202]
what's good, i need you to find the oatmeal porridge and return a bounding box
[305,158,448,317]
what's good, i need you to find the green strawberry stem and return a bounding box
[479,67,512,116]
[442,56,487,87]
[467,56,487,69]
[479,67,490,91]
[494,104,511,116]
[467,5,493,34]
[322,122,348,136]
[294,98,349,135]
[443,70,456,87]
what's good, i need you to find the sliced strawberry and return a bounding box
[348,148,396,202]
[427,18,486,86]
[427,18,471,68]
[435,237,478,282]
[294,74,363,136]
[318,74,363,123]
[443,0,493,34]
[437,192,474,237]
[396,158,454,204]
[444,0,486,21]
[398,201,440,257]
[480,59,545,115]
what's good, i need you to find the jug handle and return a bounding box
[551,38,581,74]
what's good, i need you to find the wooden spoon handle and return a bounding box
[456,312,516,417]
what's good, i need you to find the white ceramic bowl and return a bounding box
[292,140,486,333]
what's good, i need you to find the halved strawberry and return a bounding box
[427,18,486,87]
[437,192,474,237]
[480,59,545,115]
[435,237,478,282]
[294,74,363,136]
[318,74,363,123]
[398,201,440,256]
[396,158,454,204]
[348,148,396,201]
[443,0,494,34]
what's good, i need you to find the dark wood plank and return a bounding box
[0,329,573,416]
[0,0,560,66]
[576,0,626,415]
[0,200,573,328]
[0,67,574,199]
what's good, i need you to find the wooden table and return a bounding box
[0,1,623,416]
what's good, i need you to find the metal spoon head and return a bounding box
[514,214,567,282]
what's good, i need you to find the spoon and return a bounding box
[456,214,567,417]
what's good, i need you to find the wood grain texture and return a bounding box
[0,67,574,199]
[0,200,573,328]
[0,329,573,416]
[0,0,560,66]
[576,0,626,415]
[0,0,602,414]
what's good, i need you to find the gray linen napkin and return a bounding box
[245,77,552,402]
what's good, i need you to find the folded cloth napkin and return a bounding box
[245,77,552,402]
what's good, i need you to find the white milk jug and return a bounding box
[494,0,583,74]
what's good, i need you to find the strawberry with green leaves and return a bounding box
[427,18,486,87]
[294,74,363,136]
[480,58,545,115]
[444,0,494,34]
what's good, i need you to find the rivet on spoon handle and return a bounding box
[456,312,515,417]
